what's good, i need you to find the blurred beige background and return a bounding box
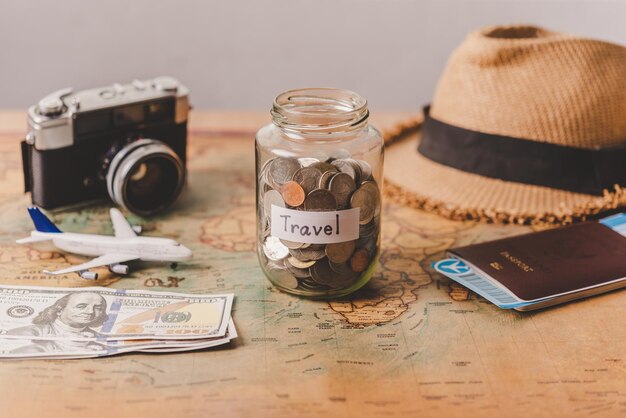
[1,0,625,111]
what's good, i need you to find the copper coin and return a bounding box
[281,181,305,206]
[350,249,370,272]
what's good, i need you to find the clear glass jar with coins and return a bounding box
[255,88,383,298]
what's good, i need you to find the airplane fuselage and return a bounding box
[32,231,192,262]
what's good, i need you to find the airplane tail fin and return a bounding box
[27,207,62,233]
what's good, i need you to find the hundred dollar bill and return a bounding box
[0,320,238,360]
[0,285,233,341]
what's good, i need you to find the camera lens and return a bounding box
[106,139,184,216]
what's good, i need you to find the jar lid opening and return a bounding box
[271,88,369,135]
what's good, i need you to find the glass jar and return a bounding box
[255,88,383,298]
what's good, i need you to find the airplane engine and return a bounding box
[79,270,98,280]
[109,264,129,274]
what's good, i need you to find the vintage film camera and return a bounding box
[22,76,189,216]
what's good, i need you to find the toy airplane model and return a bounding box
[17,207,192,280]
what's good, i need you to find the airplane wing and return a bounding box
[43,253,139,275]
[110,208,137,238]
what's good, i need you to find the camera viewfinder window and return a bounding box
[113,104,145,127]
[74,111,112,137]
[146,100,175,122]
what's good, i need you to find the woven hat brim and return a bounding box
[384,128,626,225]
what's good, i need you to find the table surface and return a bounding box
[0,111,624,418]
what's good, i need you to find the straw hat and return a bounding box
[384,25,626,225]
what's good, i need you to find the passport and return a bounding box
[434,214,626,311]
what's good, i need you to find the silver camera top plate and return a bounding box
[27,76,190,150]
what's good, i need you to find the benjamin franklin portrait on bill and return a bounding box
[7,292,109,354]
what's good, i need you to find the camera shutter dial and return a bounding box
[37,88,73,116]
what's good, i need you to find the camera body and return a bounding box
[22,77,189,216]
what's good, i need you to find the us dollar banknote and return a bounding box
[0,285,234,342]
[0,319,237,359]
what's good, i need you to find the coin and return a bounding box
[268,157,300,189]
[310,162,338,174]
[298,157,320,167]
[358,218,378,237]
[263,189,285,217]
[311,259,337,287]
[350,248,370,272]
[263,236,290,261]
[325,240,356,264]
[287,256,316,269]
[357,160,372,181]
[289,246,326,261]
[298,279,330,291]
[350,187,375,224]
[292,167,322,195]
[331,159,356,181]
[304,189,337,211]
[346,159,363,185]
[328,172,356,208]
[285,262,313,279]
[360,181,381,216]
[280,239,304,249]
[268,267,299,289]
[281,181,306,207]
[328,261,359,288]
[318,170,336,189]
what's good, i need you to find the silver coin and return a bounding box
[304,189,338,211]
[357,160,372,181]
[289,246,326,261]
[263,189,285,217]
[311,259,345,288]
[358,218,378,237]
[318,170,336,189]
[328,261,359,288]
[346,159,363,186]
[292,167,322,195]
[285,262,313,279]
[263,236,290,261]
[287,256,316,269]
[329,260,354,275]
[280,239,304,249]
[298,279,330,291]
[360,181,381,216]
[310,162,338,173]
[259,158,273,187]
[350,182,379,224]
[331,159,356,181]
[268,267,299,289]
[268,157,300,189]
[298,157,320,167]
[328,172,356,208]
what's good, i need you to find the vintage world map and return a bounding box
[0,113,624,417]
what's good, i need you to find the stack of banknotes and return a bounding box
[0,285,235,359]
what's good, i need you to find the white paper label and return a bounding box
[270,205,360,244]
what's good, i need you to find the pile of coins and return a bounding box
[258,155,381,294]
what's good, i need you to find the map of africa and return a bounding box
[0,113,624,418]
